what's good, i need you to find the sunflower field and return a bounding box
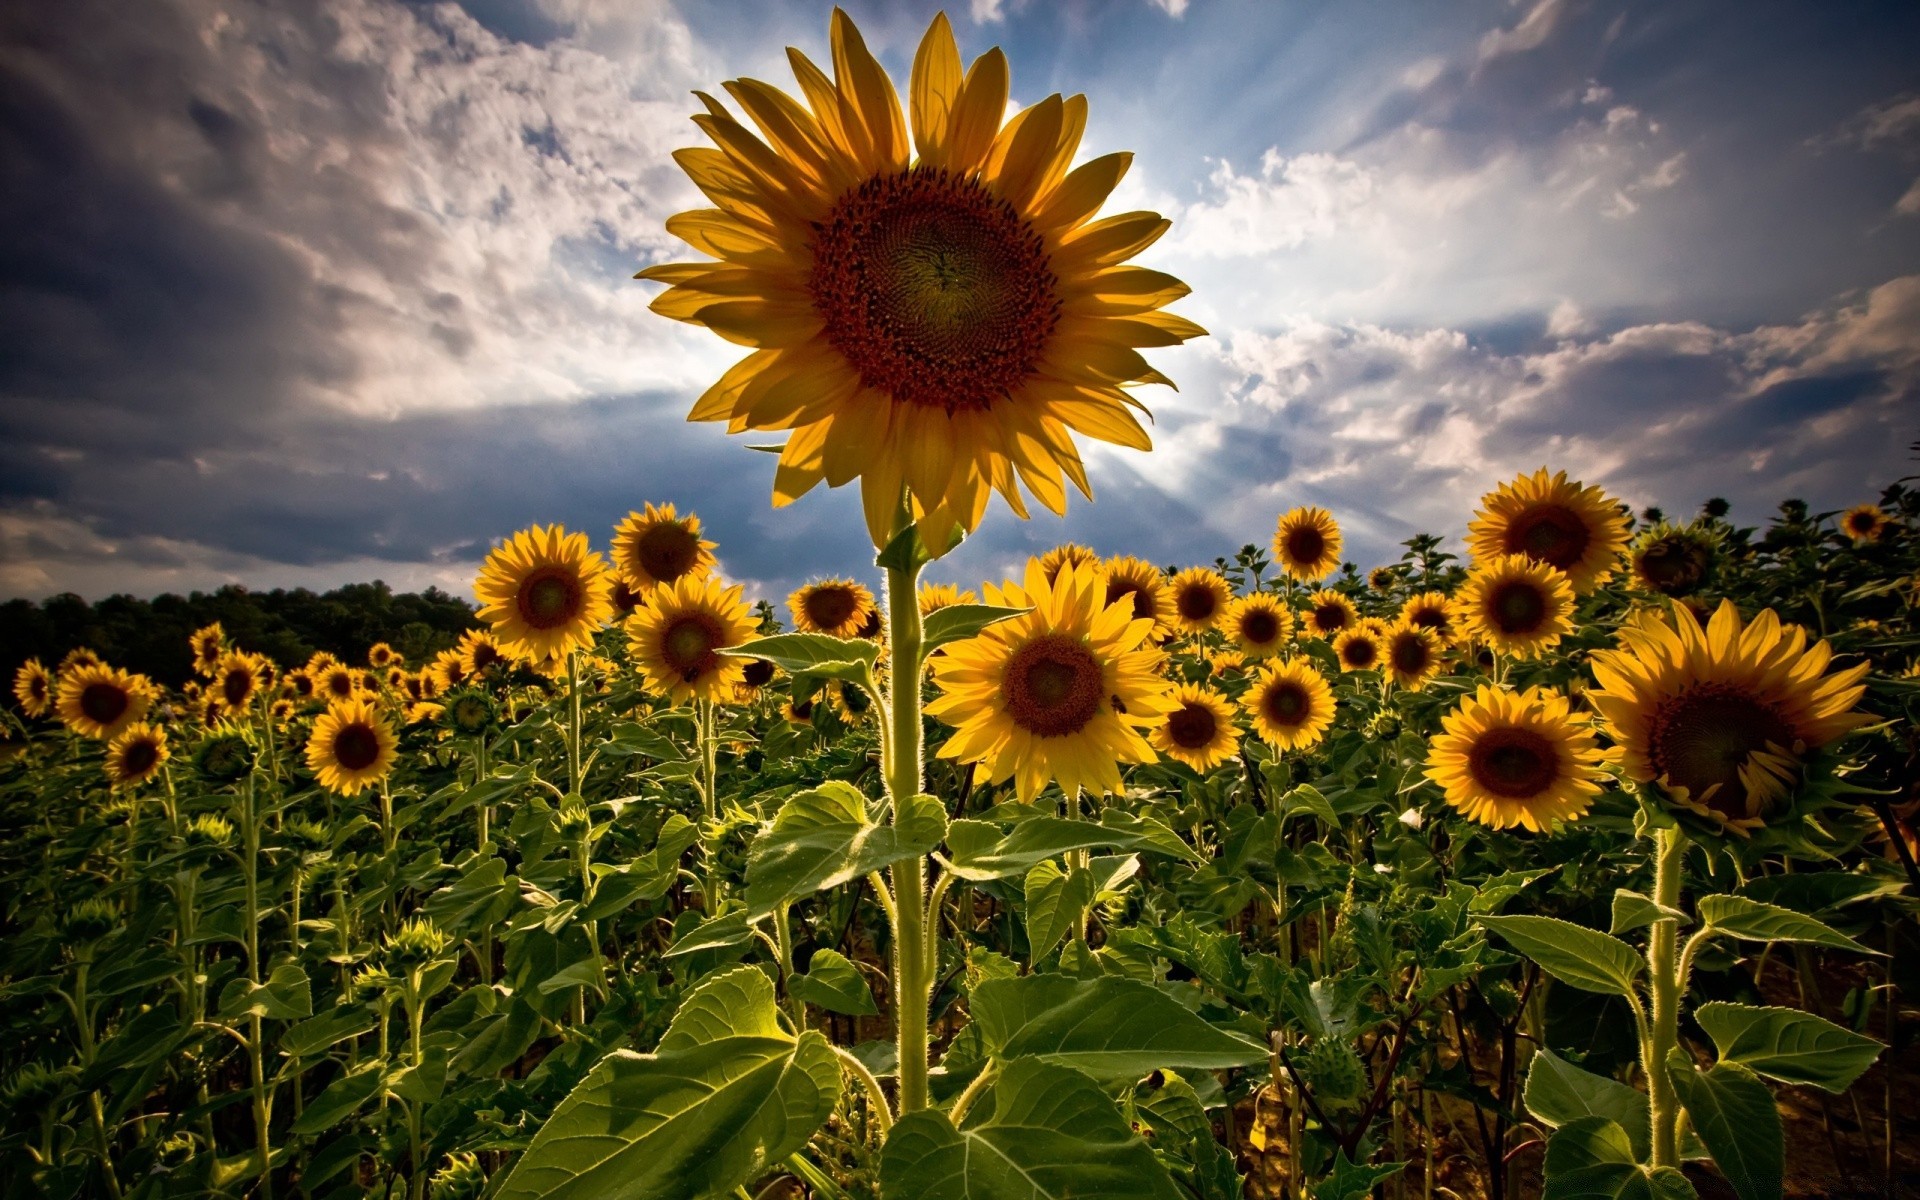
[4,11,1920,1200]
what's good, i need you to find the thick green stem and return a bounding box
[241,775,274,1199]
[883,547,931,1113]
[1644,825,1687,1170]
[567,650,583,797]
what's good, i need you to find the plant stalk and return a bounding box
[883,540,931,1113]
[1644,824,1687,1170]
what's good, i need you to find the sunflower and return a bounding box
[1586,600,1871,832]
[610,578,643,619]
[855,607,885,640]
[104,723,169,790]
[1206,649,1247,680]
[1166,567,1231,634]
[316,664,361,704]
[269,698,296,725]
[1272,506,1343,582]
[736,657,779,703]
[384,666,409,692]
[1367,565,1400,592]
[783,695,818,727]
[917,582,978,616]
[1302,590,1358,640]
[1839,504,1890,544]
[1382,622,1443,691]
[211,652,267,714]
[1630,523,1716,597]
[611,502,718,592]
[1102,555,1175,639]
[1398,592,1456,644]
[401,672,429,703]
[56,664,153,741]
[474,525,615,662]
[367,642,401,670]
[627,573,758,704]
[426,652,464,696]
[305,698,400,797]
[1225,593,1293,659]
[1454,556,1576,660]
[456,629,515,679]
[1467,468,1629,594]
[1333,626,1383,673]
[12,659,52,717]
[825,679,877,725]
[1425,685,1606,832]
[189,624,226,676]
[1242,658,1336,752]
[305,652,341,677]
[640,11,1204,546]
[788,578,876,638]
[1039,544,1103,585]
[1150,684,1240,771]
[59,647,102,674]
[929,559,1174,803]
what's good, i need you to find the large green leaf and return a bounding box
[1476,915,1643,997]
[1023,861,1094,963]
[1609,889,1689,936]
[944,813,1200,881]
[789,948,877,1017]
[879,1058,1182,1200]
[969,975,1266,1078]
[1524,1050,1652,1161]
[1541,1117,1696,1200]
[744,784,946,916]
[923,604,1029,651]
[1695,896,1876,955]
[721,634,878,686]
[495,967,840,1200]
[1665,1054,1781,1200]
[1693,1002,1883,1094]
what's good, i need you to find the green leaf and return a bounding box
[1693,1002,1883,1094]
[1023,861,1094,963]
[944,813,1199,881]
[495,966,841,1200]
[1696,895,1878,955]
[1476,915,1643,997]
[1541,1117,1696,1200]
[1278,784,1339,829]
[1524,1050,1651,1162]
[218,963,313,1021]
[280,1006,377,1059]
[662,909,759,959]
[291,1062,385,1135]
[744,784,946,916]
[721,634,878,686]
[454,997,544,1077]
[1665,1055,1781,1200]
[1609,889,1690,936]
[969,975,1267,1079]
[1312,1150,1405,1200]
[922,604,1029,651]
[790,949,877,1017]
[878,1058,1182,1200]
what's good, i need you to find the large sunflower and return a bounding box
[1454,555,1575,660]
[1586,600,1871,832]
[1167,567,1231,634]
[611,503,718,592]
[1225,593,1293,660]
[1102,555,1175,640]
[56,664,153,741]
[105,722,170,791]
[1382,621,1444,692]
[12,659,52,718]
[211,652,267,714]
[1272,506,1342,582]
[638,11,1203,547]
[1467,468,1629,594]
[1242,658,1336,752]
[1425,685,1606,832]
[627,573,759,704]
[928,559,1174,802]
[788,578,876,638]
[1302,590,1358,640]
[305,698,399,797]
[1150,684,1241,772]
[1839,504,1890,544]
[474,525,615,662]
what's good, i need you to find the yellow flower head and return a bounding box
[1467,468,1629,594]
[105,722,170,790]
[627,573,759,704]
[211,651,268,714]
[56,663,154,741]
[305,698,399,797]
[367,642,402,670]
[1333,625,1383,673]
[788,578,876,638]
[1839,503,1890,544]
[12,659,52,718]
[1382,622,1444,691]
[1101,555,1175,640]
[189,623,226,677]
[1038,543,1102,586]
[457,628,516,680]
[1225,593,1293,659]
[1454,555,1576,660]
[917,582,978,616]
[1426,685,1606,832]
[1167,567,1231,634]
[1150,684,1241,772]
[474,524,615,662]
[1399,591,1456,644]
[1242,658,1336,752]
[1272,506,1342,582]
[1301,590,1358,640]
[611,502,718,592]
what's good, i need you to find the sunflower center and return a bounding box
[1341,638,1379,669]
[1003,634,1105,737]
[80,683,129,725]
[743,658,776,688]
[1176,584,1219,622]
[222,669,252,707]
[1390,635,1432,677]
[1261,681,1311,728]
[120,739,159,778]
[1408,607,1447,633]
[1166,701,1219,750]
[809,166,1059,414]
[333,724,381,772]
[1647,685,1796,816]
[1504,504,1591,570]
[803,586,860,631]
[661,614,723,682]
[1284,527,1326,567]
[517,569,582,630]
[1312,604,1348,633]
[635,523,701,583]
[1240,609,1282,645]
[326,672,354,699]
[1638,540,1708,594]
[292,675,314,697]
[1489,581,1548,634]
[1467,728,1560,799]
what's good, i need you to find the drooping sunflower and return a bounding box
[1225,593,1293,660]
[1332,625,1383,673]
[457,629,515,679]
[1302,590,1358,640]
[1038,544,1103,585]
[12,659,52,718]
[1102,556,1175,640]
[1150,684,1241,771]
[1467,468,1630,594]
[1454,555,1576,660]
[1629,523,1717,597]
[928,559,1175,803]
[788,578,876,638]
[1382,622,1443,692]
[627,573,758,704]
[917,582,978,616]
[638,12,1204,547]
[1839,503,1890,544]
[1166,567,1231,634]
[269,697,296,725]
[1242,658,1336,752]
[189,624,226,676]
[1272,506,1343,582]
[305,698,400,797]
[1586,600,1871,833]
[611,503,719,592]
[104,722,169,791]
[211,652,267,714]
[1425,685,1606,833]
[474,524,615,662]
[1398,592,1457,645]
[367,642,401,670]
[56,663,153,741]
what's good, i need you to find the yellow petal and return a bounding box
[944,47,1008,175]
[1031,151,1132,233]
[984,94,1063,211]
[695,299,824,348]
[830,8,908,174]
[910,12,962,165]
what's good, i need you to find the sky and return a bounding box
[2,0,1917,607]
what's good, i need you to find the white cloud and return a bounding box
[1475,0,1566,67]
[1171,151,1376,257]
[1897,177,1920,216]
[971,0,1006,24]
[1146,0,1191,16]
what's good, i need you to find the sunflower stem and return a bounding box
[882,536,932,1113]
[1643,823,1687,1170]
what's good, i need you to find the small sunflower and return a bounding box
[317,664,361,704]
[928,559,1175,803]
[425,652,465,695]
[457,629,515,679]
[211,652,267,714]
[788,578,876,638]
[1587,600,1871,833]
[12,659,52,717]
[1167,567,1231,634]
[917,582,978,616]
[735,657,779,704]
[1102,555,1175,639]
[269,697,296,724]
[1038,543,1102,586]
[627,573,758,704]
[1467,468,1630,594]
[1206,648,1248,680]
[104,723,169,790]
[189,624,226,676]
[56,664,153,741]
[59,647,102,674]
[1332,626,1383,673]
[1150,684,1240,771]
[1630,523,1717,597]
[1454,556,1575,660]
[367,642,401,670]
[305,698,400,797]
[1272,506,1343,582]
[1425,685,1606,832]
[1242,658,1335,752]
[611,502,718,592]
[782,695,818,727]
[1302,590,1358,640]
[1225,593,1293,659]
[1367,565,1400,592]
[1398,592,1456,644]
[384,666,409,692]
[1382,622,1443,691]
[825,679,877,725]
[1839,504,1890,544]
[474,524,615,662]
